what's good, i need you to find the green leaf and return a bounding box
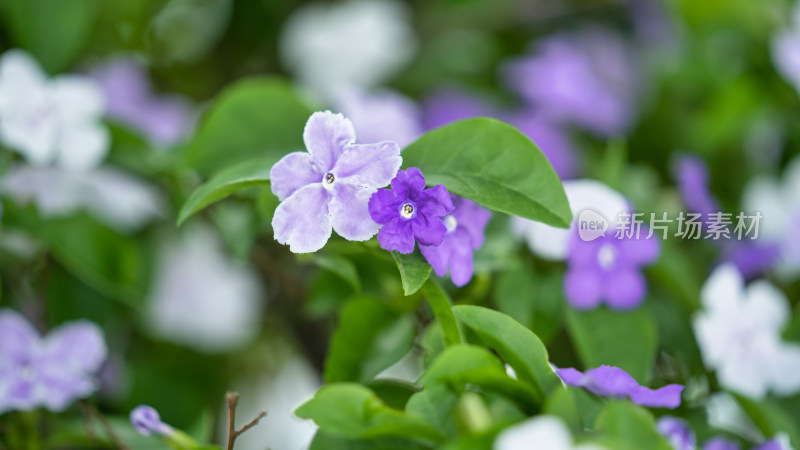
[310,431,430,450]
[419,344,539,411]
[178,156,275,225]
[402,118,571,228]
[183,77,312,175]
[296,383,445,445]
[565,307,658,383]
[1,0,98,73]
[406,385,460,440]
[391,251,432,296]
[325,298,415,383]
[594,401,672,450]
[421,280,462,347]
[309,254,361,292]
[453,305,561,397]
[737,396,800,448]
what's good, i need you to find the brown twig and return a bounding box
[80,401,129,450]
[225,392,268,450]
[77,402,98,446]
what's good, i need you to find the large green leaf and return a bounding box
[594,402,672,450]
[565,307,658,383]
[296,383,445,445]
[177,157,275,225]
[402,118,571,228]
[453,305,561,397]
[183,77,312,175]
[1,0,98,73]
[392,251,432,296]
[325,297,415,383]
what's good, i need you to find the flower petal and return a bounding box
[564,269,602,310]
[556,368,585,387]
[411,214,447,247]
[632,384,684,408]
[391,167,426,200]
[41,321,108,373]
[270,151,321,201]
[452,197,491,249]
[333,141,402,188]
[272,184,332,253]
[0,309,39,364]
[303,111,355,172]
[418,184,454,218]
[419,240,450,277]
[368,188,401,224]
[330,183,378,241]
[603,269,646,310]
[582,365,639,397]
[56,123,109,171]
[448,234,475,287]
[50,76,105,124]
[377,219,415,253]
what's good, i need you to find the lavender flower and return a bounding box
[130,405,173,437]
[334,88,422,148]
[368,167,454,254]
[703,437,741,450]
[419,196,491,286]
[0,309,107,413]
[657,416,696,450]
[556,365,684,409]
[502,111,579,179]
[270,111,402,253]
[564,227,660,310]
[754,436,794,450]
[90,57,194,147]
[504,27,638,136]
[422,88,496,130]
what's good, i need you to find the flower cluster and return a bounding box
[270,111,491,286]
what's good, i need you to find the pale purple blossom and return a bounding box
[334,88,422,148]
[504,27,639,136]
[270,111,402,253]
[657,416,696,450]
[704,437,741,450]
[419,196,491,286]
[0,309,107,413]
[564,227,660,310]
[422,88,496,130]
[368,167,454,254]
[90,57,194,147]
[130,405,173,437]
[557,365,683,409]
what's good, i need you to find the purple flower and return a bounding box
[564,228,660,310]
[657,416,696,450]
[502,111,580,179]
[334,88,422,148]
[0,309,107,413]
[90,58,194,147]
[130,405,173,437]
[754,436,793,450]
[504,27,639,136]
[419,196,491,286]
[672,155,720,217]
[422,88,496,130]
[368,168,454,254]
[703,437,741,450]
[270,111,402,253]
[556,365,683,409]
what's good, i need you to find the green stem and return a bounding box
[421,280,462,347]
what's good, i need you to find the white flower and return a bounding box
[693,264,800,399]
[146,226,264,353]
[0,50,108,171]
[494,415,605,450]
[511,179,629,260]
[227,353,319,450]
[1,166,163,232]
[771,3,800,96]
[280,0,417,99]
[741,156,800,279]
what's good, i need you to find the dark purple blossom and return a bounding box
[130,405,173,437]
[0,309,107,413]
[657,416,696,450]
[368,168,454,254]
[564,228,660,310]
[419,196,491,286]
[557,365,683,409]
[270,111,402,253]
[703,437,741,450]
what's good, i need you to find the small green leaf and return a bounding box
[402,118,572,228]
[421,280,462,347]
[177,157,274,225]
[391,251,432,296]
[406,385,460,440]
[325,298,415,384]
[183,77,312,175]
[594,401,672,450]
[310,254,361,292]
[453,305,561,397]
[296,383,445,445]
[565,307,658,383]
